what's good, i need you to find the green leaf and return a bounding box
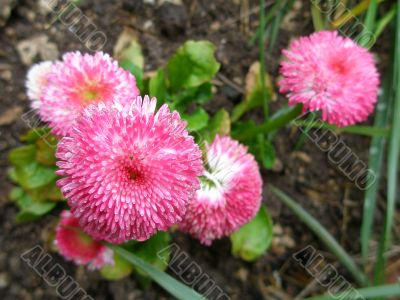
[9,187,24,201]
[232,105,303,142]
[109,245,205,300]
[375,7,400,285]
[100,253,133,280]
[114,27,144,70]
[205,108,231,141]
[231,62,274,122]
[35,138,57,166]
[172,83,213,110]
[9,145,36,166]
[27,181,64,202]
[167,40,220,90]
[361,67,392,265]
[231,120,259,142]
[292,120,389,137]
[14,162,57,189]
[230,205,273,262]
[251,135,276,169]
[120,59,144,92]
[149,69,168,101]
[132,232,171,276]
[16,201,56,222]
[8,167,18,183]
[182,108,209,131]
[304,283,400,300]
[20,127,52,143]
[12,190,56,222]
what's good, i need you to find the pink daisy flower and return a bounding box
[55,210,114,270]
[179,135,262,245]
[56,96,203,243]
[279,31,379,127]
[40,51,139,136]
[26,61,54,110]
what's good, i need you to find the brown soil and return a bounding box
[0,1,397,299]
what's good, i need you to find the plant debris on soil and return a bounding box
[0,1,398,299]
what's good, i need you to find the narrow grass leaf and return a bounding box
[110,245,205,300]
[304,283,400,300]
[270,185,368,286]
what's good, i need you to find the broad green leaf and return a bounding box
[149,69,168,101]
[27,181,64,202]
[15,162,57,189]
[100,253,133,280]
[113,27,144,91]
[232,61,274,122]
[114,27,144,69]
[20,127,52,143]
[120,60,144,92]
[35,138,57,166]
[172,83,213,110]
[8,167,18,183]
[167,40,220,90]
[230,205,273,262]
[182,108,209,131]
[12,190,56,222]
[9,145,36,166]
[9,187,24,201]
[251,135,276,169]
[231,120,259,141]
[110,245,204,300]
[16,201,56,222]
[207,108,231,140]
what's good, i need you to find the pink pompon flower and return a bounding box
[56,96,203,243]
[40,51,139,136]
[279,31,379,127]
[55,210,114,270]
[179,135,262,246]
[26,61,54,110]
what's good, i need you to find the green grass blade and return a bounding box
[374,3,400,286]
[361,72,392,266]
[359,0,378,48]
[110,245,205,300]
[311,2,326,31]
[292,121,389,137]
[259,0,268,118]
[270,185,368,286]
[374,4,397,40]
[304,283,400,300]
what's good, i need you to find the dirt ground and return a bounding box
[0,0,397,299]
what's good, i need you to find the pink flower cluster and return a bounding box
[179,135,262,245]
[279,31,379,126]
[27,51,263,266]
[26,51,139,136]
[26,30,379,265]
[56,96,203,243]
[55,210,114,269]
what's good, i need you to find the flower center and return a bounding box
[329,59,349,75]
[128,169,141,180]
[82,89,100,104]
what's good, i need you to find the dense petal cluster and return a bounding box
[55,210,114,269]
[56,96,203,243]
[40,51,139,136]
[26,61,54,110]
[179,135,262,245]
[279,31,379,126]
